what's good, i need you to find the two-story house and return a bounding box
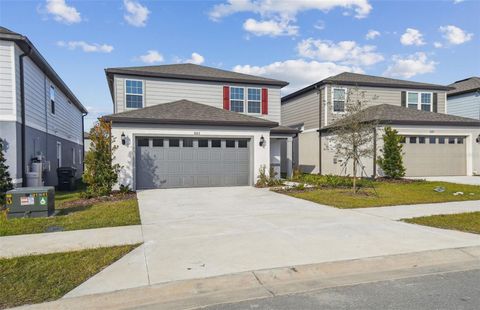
[0,27,87,187]
[102,64,297,190]
[447,77,480,120]
[281,72,480,177]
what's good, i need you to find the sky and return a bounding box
[0,0,479,129]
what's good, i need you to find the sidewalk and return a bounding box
[353,200,480,220]
[0,225,143,258]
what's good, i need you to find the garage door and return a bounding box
[402,136,466,177]
[135,137,250,189]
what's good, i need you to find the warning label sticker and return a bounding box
[40,197,48,206]
[20,196,35,206]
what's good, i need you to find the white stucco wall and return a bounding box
[111,123,271,189]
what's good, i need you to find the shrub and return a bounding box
[255,165,283,187]
[291,173,372,189]
[377,127,406,179]
[0,138,13,206]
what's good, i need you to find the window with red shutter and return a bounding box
[223,86,230,110]
[261,88,268,115]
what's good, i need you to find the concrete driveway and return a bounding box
[66,187,480,298]
[409,176,480,186]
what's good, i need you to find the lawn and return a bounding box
[286,180,480,209]
[0,194,141,236]
[404,212,480,235]
[0,245,138,309]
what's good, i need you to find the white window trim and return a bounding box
[125,79,144,110]
[79,149,82,164]
[72,148,76,165]
[50,85,56,116]
[246,87,262,115]
[406,91,433,112]
[229,86,263,115]
[56,142,62,167]
[331,87,348,114]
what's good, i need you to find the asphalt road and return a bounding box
[202,269,480,310]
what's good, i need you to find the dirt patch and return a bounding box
[59,192,136,210]
[375,177,423,184]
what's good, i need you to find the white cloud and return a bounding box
[314,20,325,30]
[365,29,380,40]
[243,18,298,36]
[45,0,81,24]
[57,41,113,53]
[233,59,363,94]
[209,0,373,21]
[400,28,425,46]
[297,38,384,66]
[433,41,443,48]
[186,52,205,65]
[439,25,473,45]
[384,52,436,78]
[123,0,150,27]
[453,0,464,3]
[136,50,163,63]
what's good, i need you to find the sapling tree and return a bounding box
[377,127,406,178]
[0,138,13,206]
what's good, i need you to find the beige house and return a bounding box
[281,72,480,177]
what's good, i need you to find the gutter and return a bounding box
[19,48,32,187]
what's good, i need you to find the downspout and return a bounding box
[373,127,377,178]
[82,112,86,173]
[19,47,32,187]
[315,85,322,175]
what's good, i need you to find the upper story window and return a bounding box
[407,91,432,111]
[247,88,261,113]
[230,87,244,112]
[50,86,55,114]
[332,88,346,113]
[126,80,143,109]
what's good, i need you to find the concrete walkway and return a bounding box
[409,176,480,186]
[353,200,480,220]
[65,187,480,299]
[0,225,143,258]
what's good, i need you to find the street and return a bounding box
[203,269,480,310]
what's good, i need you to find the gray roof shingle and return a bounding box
[103,99,278,128]
[320,104,480,131]
[448,77,480,96]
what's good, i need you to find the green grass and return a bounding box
[0,197,141,236]
[404,212,480,234]
[287,181,480,209]
[0,245,138,309]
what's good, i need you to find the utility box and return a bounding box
[5,187,55,218]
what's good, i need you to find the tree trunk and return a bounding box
[353,158,357,194]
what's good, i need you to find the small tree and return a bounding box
[0,138,13,206]
[377,127,406,179]
[326,88,378,193]
[83,119,120,197]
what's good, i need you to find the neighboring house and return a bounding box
[281,72,480,177]
[103,63,297,190]
[83,131,91,153]
[447,77,480,120]
[0,27,87,187]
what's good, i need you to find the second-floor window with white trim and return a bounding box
[247,88,261,113]
[332,88,346,113]
[407,91,432,111]
[50,86,56,114]
[125,80,143,109]
[230,87,245,112]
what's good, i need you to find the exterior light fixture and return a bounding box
[121,132,126,145]
[259,135,265,147]
[476,134,480,143]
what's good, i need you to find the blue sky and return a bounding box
[0,0,479,128]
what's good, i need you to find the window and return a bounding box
[407,92,432,111]
[247,88,261,113]
[230,87,244,112]
[56,142,62,167]
[226,140,235,148]
[211,139,221,148]
[438,137,445,144]
[137,138,149,147]
[183,138,193,147]
[429,137,436,144]
[78,149,82,164]
[457,137,464,144]
[169,139,180,147]
[448,137,455,144]
[238,140,248,148]
[198,139,208,148]
[333,88,346,112]
[419,137,426,144]
[72,148,76,165]
[50,86,55,114]
[409,137,417,144]
[126,80,143,109]
[152,139,163,147]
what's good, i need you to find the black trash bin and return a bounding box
[57,167,77,191]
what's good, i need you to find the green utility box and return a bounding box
[5,187,55,218]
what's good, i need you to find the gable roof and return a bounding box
[282,72,452,103]
[103,99,278,128]
[0,26,87,114]
[320,104,480,131]
[105,63,288,100]
[448,77,480,97]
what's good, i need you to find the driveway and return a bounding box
[65,187,480,298]
[409,176,480,186]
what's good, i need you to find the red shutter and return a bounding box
[261,88,268,115]
[223,86,230,110]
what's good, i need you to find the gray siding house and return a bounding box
[447,77,480,120]
[0,27,87,187]
[281,72,480,177]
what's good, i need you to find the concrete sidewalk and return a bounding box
[0,225,143,258]
[353,200,480,220]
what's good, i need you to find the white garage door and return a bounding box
[402,136,467,177]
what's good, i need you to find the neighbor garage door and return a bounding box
[402,136,466,177]
[135,137,250,189]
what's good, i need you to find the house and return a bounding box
[102,63,297,190]
[447,77,480,120]
[0,27,87,187]
[281,72,480,177]
[84,131,91,153]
